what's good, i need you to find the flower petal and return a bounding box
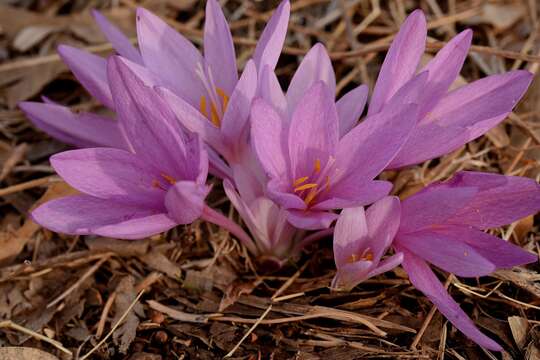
[446,171,540,229]
[387,122,470,169]
[136,7,205,106]
[287,44,336,112]
[32,194,175,239]
[335,102,418,184]
[204,0,238,93]
[57,45,113,108]
[365,196,401,259]
[157,87,228,158]
[425,71,533,130]
[92,9,143,64]
[314,180,392,210]
[51,148,163,206]
[18,101,127,149]
[259,65,287,118]
[368,10,426,115]
[251,98,290,179]
[165,181,208,224]
[252,0,290,74]
[397,230,496,277]
[400,249,502,351]
[418,30,472,116]
[366,253,403,278]
[287,209,338,230]
[333,206,368,266]
[221,60,257,155]
[441,225,537,269]
[288,82,339,180]
[108,56,207,181]
[336,84,368,137]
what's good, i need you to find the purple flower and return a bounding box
[251,81,419,230]
[331,196,403,290]
[367,10,533,169]
[394,171,539,350]
[31,56,210,239]
[258,43,368,137]
[20,0,290,169]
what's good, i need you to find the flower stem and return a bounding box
[201,205,258,255]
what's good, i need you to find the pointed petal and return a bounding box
[165,181,208,224]
[288,82,339,180]
[32,194,175,239]
[92,9,143,64]
[367,253,403,278]
[400,250,502,351]
[267,178,306,210]
[418,30,472,115]
[441,225,537,269]
[250,98,290,179]
[365,196,401,258]
[108,56,207,181]
[397,230,496,277]
[425,71,533,134]
[136,7,204,106]
[287,44,336,112]
[333,206,368,266]
[369,10,426,115]
[314,180,392,210]
[253,0,290,74]
[204,0,237,93]
[157,87,228,158]
[221,60,257,153]
[57,45,113,108]
[400,184,476,232]
[287,209,338,230]
[387,123,470,169]
[19,101,127,149]
[336,84,368,137]
[51,148,162,206]
[335,102,418,184]
[332,260,373,290]
[259,65,287,118]
[446,171,540,229]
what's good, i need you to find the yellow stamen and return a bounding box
[294,183,318,192]
[216,87,229,111]
[199,96,208,117]
[314,159,321,173]
[152,179,165,190]
[304,188,318,206]
[161,173,176,185]
[293,176,309,187]
[347,254,358,263]
[325,175,330,192]
[361,251,374,261]
[210,102,220,127]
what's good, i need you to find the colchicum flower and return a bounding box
[394,171,539,350]
[367,10,533,169]
[31,57,253,250]
[19,0,290,174]
[331,196,403,290]
[251,81,419,230]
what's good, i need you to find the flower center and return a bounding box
[347,248,374,263]
[292,158,333,207]
[195,62,229,127]
[151,173,176,191]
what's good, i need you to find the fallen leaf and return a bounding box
[508,316,529,349]
[112,276,144,354]
[0,347,58,360]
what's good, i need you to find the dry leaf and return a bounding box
[0,347,58,360]
[13,25,60,52]
[508,316,529,349]
[514,215,534,242]
[141,251,182,280]
[112,276,144,354]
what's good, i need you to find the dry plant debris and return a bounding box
[0,0,539,359]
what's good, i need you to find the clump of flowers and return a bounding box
[21,1,539,352]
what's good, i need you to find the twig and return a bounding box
[224,304,273,358]
[79,289,145,360]
[0,175,61,197]
[0,320,72,356]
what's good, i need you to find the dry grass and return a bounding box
[0,0,539,359]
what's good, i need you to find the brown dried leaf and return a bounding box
[112,276,144,354]
[0,347,58,360]
[219,280,259,312]
[86,237,150,257]
[508,316,529,349]
[514,215,534,242]
[13,25,60,52]
[140,251,182,280]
